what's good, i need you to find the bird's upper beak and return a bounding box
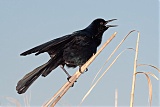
[104,19,117,27]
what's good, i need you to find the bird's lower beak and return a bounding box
[105,19,117,27]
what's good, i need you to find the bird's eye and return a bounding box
[100,22,103,25]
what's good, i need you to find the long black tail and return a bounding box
[16,63,47,94]
[16,57,63,94]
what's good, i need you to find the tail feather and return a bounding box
[16,57,62,94]
[16,63,47,94]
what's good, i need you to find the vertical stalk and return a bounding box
[130,32,140,107]
[115,89,118,107]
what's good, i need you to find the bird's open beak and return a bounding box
[105,19,117,27]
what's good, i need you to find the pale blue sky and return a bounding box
[0,0,159,106]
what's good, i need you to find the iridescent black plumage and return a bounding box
[16,18,117,94]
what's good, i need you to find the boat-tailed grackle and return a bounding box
[16,18,117,94]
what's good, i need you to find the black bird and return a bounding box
[16,18,117,94]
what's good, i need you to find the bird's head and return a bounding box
[86,18,117,46]
[87,18,117,34]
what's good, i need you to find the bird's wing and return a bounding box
[20,34,75,56]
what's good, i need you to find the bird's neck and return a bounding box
[85,24,99,35]
[84,25,109,46]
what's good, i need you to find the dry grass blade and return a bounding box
[130,31,140,107]
[137,72,159,80]
[43,32,117,107]
[91,30,136,85]
[146,72,159,80]
[135,71,159,107]
[80,48,134,104]
[5,97,21,107]
[137,64,160,73]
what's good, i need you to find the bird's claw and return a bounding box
[67,76,71,82]
[85,68,88,72]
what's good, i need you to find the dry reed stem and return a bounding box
[130,31,140,107]
[43,83,69,106]
[80,48,134,105]
[115,89,118,107]
[43,32,117,107]
[91,30,136,85]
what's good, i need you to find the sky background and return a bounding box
[0,0,159,107]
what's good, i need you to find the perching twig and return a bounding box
[43,32,117,107]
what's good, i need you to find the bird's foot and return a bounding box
[67,76,77,87]
[79,67,84,74]
[79,67,88,73]
[67,76,72,82]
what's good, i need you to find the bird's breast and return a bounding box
[63,37,97,67]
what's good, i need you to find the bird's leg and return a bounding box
[60,65,71,82]
[60,65,76,87]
